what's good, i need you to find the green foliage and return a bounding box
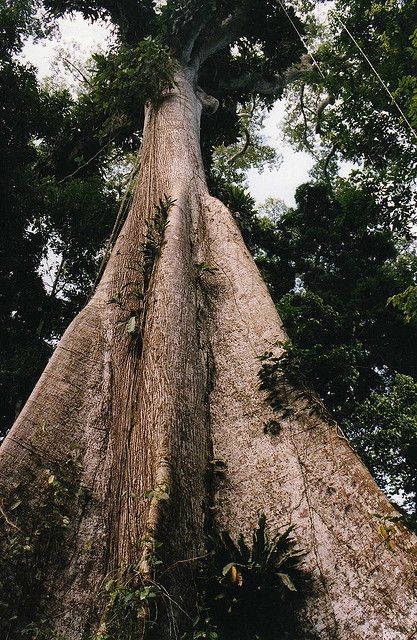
[277,292,362,406]
[388,286,417,323]
[42,176,117,314]
[144,481,171,501]
[184,515,311,640]
[211,102,281,185]
[195,262,218,275]
[267,183,417,412]
[42,0,156,44]
[110,196,173,340]
[159,0,214,54]
[286,0,417,223]
[92,539,164,640]
[0,171,117,434]
[348,374,417,513]
[143,195,173,288]
[0,0,53,58]
[90,38,177,136]
[0,452,87,638]
[94,567,162,640]
[0,57,56,434]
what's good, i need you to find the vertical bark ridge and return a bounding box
[97,70,212,583]
[71,69,214,638]
[202,194,417,638]
[0,67,213,637]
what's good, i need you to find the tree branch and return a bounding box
[300,83,313,151]
[323,144,338,182]
[220,55,313,96]
[315,94,335,134]
[228,128,250,165]
[196,86,219,113]
[228,96,256,165]
[0,502,21,531]
[193,8,246,67]
[57,136,116,184]
[180,5,215,65]
[62,56,92,87]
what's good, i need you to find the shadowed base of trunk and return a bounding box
[0,68,416,639]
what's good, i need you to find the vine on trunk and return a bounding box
[108,195,174,339]
[92,538,165,640]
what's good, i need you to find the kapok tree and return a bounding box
[0,1,416,638]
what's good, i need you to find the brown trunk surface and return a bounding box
[0,67,416,639]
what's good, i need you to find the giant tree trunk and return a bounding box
[0,67,416,639]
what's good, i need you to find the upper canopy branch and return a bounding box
[192,7,246,68]
[179,3,216,64]
[220,54,313,96]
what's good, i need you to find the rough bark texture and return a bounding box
[0,67,416,639]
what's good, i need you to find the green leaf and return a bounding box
[126,315,137,334]
[278,572,297,591]
[222,562,236,576]
[196,262,218,274]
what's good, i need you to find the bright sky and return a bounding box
[22,15,314,206]
[247,101,314,204]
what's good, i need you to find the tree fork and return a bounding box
[0,67,416,639]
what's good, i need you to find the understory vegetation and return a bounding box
[0,451,87,638]
[185,515,313,640]
[1,481,310,640]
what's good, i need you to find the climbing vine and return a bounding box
[108,195,174,339]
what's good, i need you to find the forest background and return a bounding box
[1,0,417,519]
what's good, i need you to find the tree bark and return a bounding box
[0,66,416,639]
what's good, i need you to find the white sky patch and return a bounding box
[21,14,112,79]
[247,101,314,206]
[21,14,313,206]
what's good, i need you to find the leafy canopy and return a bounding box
[0,2,119,436]
[285,0,417,226]
[348,374,417,513]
